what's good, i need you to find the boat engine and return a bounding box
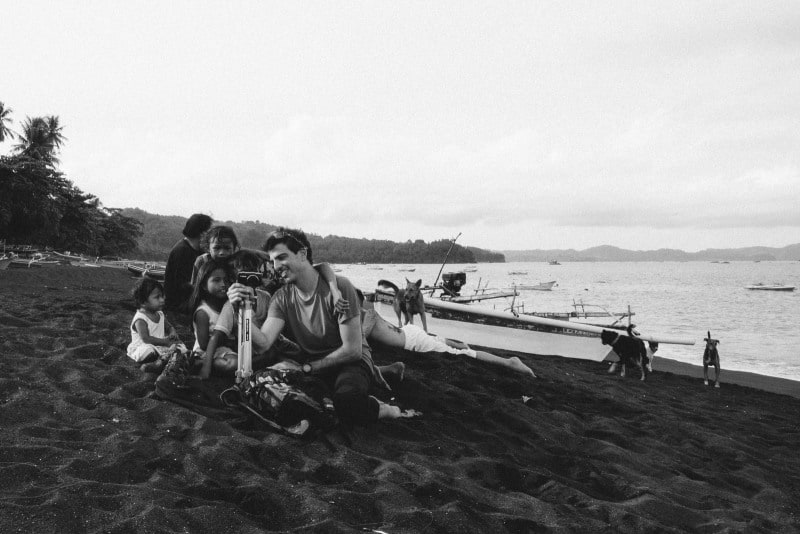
[442,272,467,296]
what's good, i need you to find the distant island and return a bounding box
[125,208,799,263]
[502,244,800,262]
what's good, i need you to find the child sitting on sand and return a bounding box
[187,259,239,378]
[190,225,240,288]
[127,278,187,373]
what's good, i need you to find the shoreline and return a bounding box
[647,355,800,399]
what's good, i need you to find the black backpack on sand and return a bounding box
[220,368,339,441]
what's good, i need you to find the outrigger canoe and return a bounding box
[368,290,694,362]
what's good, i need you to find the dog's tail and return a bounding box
[377,279,400,294]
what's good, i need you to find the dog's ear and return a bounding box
[415,279,422,288]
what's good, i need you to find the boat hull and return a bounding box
[371,291,694,362]
[127,264,166,281]
[372,298,616,361]
[745,285,796,291]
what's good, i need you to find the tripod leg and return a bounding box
[236,299,253,383]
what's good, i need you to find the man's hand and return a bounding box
[333,296,350,315]
[227,282,255,307]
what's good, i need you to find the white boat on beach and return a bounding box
[127,263,166,281]
[369,289,693,361]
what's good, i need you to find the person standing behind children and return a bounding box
[190,225,240,288]
[127,278,187,372]
[164,213,213,315]
[187,259,238,379]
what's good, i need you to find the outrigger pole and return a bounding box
[430,232,462,295]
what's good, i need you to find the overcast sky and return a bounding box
[3,1,798,252]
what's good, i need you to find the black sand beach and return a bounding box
[1,266,799,533]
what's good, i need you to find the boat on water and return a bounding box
[745,283,796,292]
[398,266,416,272]
[429,272,518,303]
[511,280,558,291]
[548,260,561,265]
[463,265,478,272]
[369,289,692,361]
[508,270,528,275]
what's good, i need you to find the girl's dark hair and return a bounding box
[202,225,239,251]
[187,258,234,313]
[229,248,267,273]
[229,249,282,294]
[182,213,213,238]
[132,278,164,307]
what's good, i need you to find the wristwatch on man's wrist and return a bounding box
[302,363,312,374]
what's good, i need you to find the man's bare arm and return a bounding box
[305,316,362,373]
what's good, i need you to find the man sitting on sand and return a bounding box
[227,227,418,425]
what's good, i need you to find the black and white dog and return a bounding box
[601,326,649,381]
[703,331,721,388]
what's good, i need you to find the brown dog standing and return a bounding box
[703,331,721,388]
[377,279,428,332]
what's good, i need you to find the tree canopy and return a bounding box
[0,103,142,255]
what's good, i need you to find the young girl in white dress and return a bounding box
[127,278,186,372]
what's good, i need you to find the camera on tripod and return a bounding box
[237,271,263,289]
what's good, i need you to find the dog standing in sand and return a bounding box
[377,279,428,333]
[703,331,721,388]
[601,326,648,381]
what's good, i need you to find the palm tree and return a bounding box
[0,101,14,143]
[45,115,65,150]
[13,115,66,164]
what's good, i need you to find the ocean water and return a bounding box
[338,261,800,381]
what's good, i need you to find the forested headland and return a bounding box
[123,208,505,264]
[0,102,504,264]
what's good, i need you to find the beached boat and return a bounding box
[745,283,796,292]
[369,289,693,361]
[0,256,13,270]
[127,263,166,281]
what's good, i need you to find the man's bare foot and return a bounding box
[378,362,405,383]
[508,356,536,377]
[374,397,421,419]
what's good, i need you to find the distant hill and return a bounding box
[502,244,800,262]
[121,208,505,263]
